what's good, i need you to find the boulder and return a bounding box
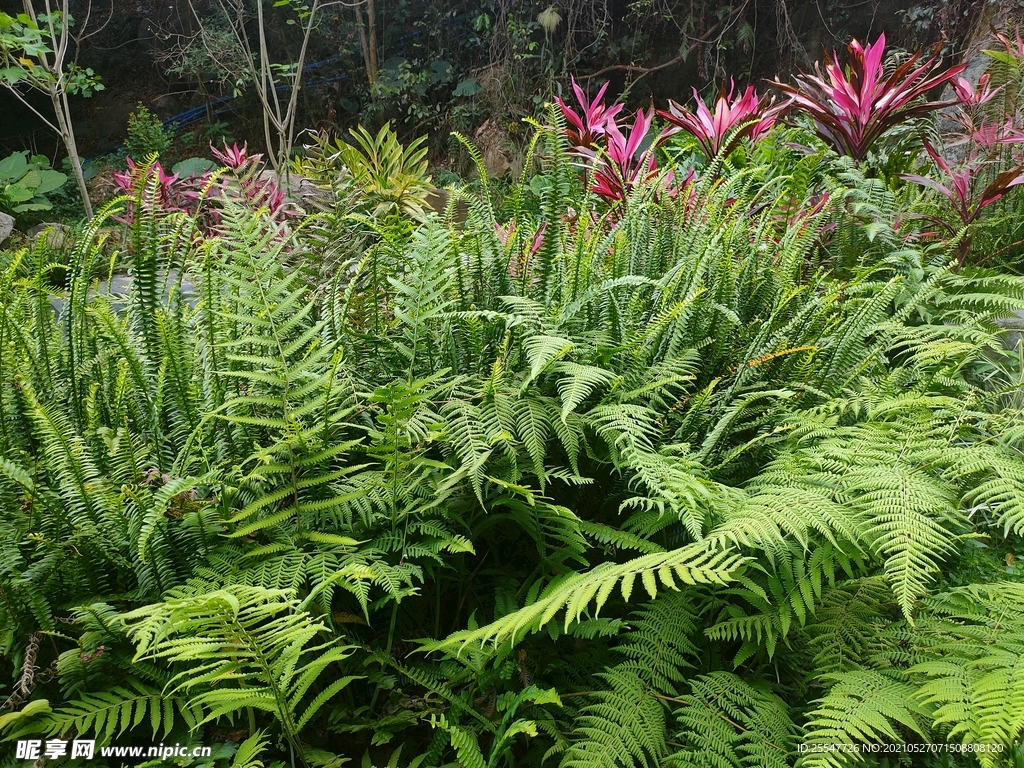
[48,268,199,320]
[28,222,74,251]
[0,212,13,245]
[473,117,513,178]
[997,310,1024,351]
[256,169,332,212]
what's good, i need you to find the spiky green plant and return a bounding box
[0,93,1023,768]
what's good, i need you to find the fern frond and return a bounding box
[799,670,928,766]
[666,672,796,768]
[427,545,744,651]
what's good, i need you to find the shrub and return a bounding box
[770,33,965,160]
[123,103,174,161]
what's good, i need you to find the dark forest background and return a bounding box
[0,0,991,167]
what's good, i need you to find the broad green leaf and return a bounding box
[0,151,27,179]
[0,66,26,84]
[32,169,66,195]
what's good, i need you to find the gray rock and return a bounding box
[0,212,13,244]
[48,268,199,320]
[996,310,1024,351]
[28,222,74,251]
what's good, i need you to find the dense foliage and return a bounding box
[1,32,1024,768]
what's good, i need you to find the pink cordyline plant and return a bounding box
[590,107,660,202]
[113,158,185,210]
[990,28,1024,62]
[210,143,297,219]
[904,141,1024,226]
[770,33,966,161]
[657,80,783,159]
[901,139,1024,266]
[112,157,198,227]
[952,73,1000,108]
[554,76,625,152]
[944,72,1024,150]
[210,142,251,170]
[898,38,1024,269]
[950,119,1024,151]
[554,79,686,207]
[113,143,296,234]
[496,220,547,280]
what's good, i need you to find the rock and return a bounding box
[48,268,199,320]
[423,188,469,224]
[996,310,1024,351]
[152,93,183,116]
[294,176,332,207]
[28,222,74,251]
[473,117,513,178]
[255,169,332,213]
[0,212,13,244]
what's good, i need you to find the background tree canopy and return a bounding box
[0,0,989,164]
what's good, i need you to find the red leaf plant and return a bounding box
[987,27,1024,70]
[112,157,200,228]
[554,76,625,153]
[898,41,1024,268]
[900,139,1024,265]
[944,72,1024,149]
[495,220,547,280]
[952,73,1001,109]
[590,107,661,203]
[553,78,704,219]
[770,33,966,161]
[657,80,783,159]
[210,143,298,220]
[114,143,297,233]
[554,79,674,205]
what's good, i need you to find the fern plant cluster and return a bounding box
[1,57,1024,768]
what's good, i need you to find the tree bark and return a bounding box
[366,0,378,87]
[23,0,93,218]
[52,85,92,218]
[355,0,377,86]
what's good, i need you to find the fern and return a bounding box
[797,578,892,674]
[121,585,358,761]
[560,594,701,768]
[909,582,1024,761]
[230,730,271,768]
[665,672,796,768]
[799,670,929,766]
[426,545,744,651]
[29,681,198,741]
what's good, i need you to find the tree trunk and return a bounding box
[51,87,92,219]
[355,1,377,86]
[366,0,378,87]
[26,0,94,220]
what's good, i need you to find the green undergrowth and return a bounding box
[0,106,1023,768]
